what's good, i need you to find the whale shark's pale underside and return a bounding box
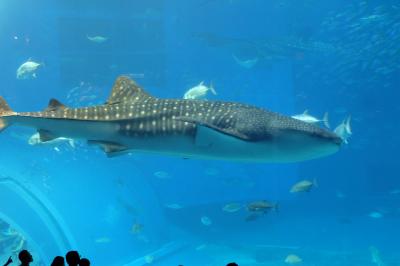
[0,76,342,162]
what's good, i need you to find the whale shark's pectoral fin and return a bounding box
[87,140,129,157]
[174,116,251,141]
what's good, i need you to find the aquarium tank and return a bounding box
[0,0,399,265]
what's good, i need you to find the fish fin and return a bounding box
[32,73,37,78]
[303,109,309,114]
[345,115,352,134]
[38,129,58,142]
[323,112,330,128]
[209,82,217,95]
[0,97,13,132]
[68,139,75,148]
[0,97,12,114]
[174,116,251,142]
[88,140,129,157]
[199,81,204,86]
[106,76,154,105]
[44,99,67,112]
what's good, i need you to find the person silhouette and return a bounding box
[51,256,65,266]
[79,258,90,266]
[18,250,33,266]
[2,256,12,266]
[65,251,80,266]
[226,263,238,266]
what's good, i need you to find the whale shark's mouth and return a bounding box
[310,131,343,146]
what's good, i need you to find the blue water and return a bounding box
[0,0,399,265]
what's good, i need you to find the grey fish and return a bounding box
[0,76,342,162]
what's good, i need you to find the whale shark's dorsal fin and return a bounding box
[106,76,154,105]
[45,99,67,112]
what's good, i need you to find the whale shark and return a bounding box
[0,76,342,162]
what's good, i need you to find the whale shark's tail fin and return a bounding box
[0,97,14,132]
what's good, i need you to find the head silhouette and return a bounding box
[18,250,33,265]
[51,256,65,266]
[79,258,90,266]
[226,263,238,266]
[65,251,80,266]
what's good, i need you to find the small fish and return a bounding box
[164,203,183,209]
[290,179,317,193]
[360,14,385,21]
[291,110,330,128]
[144,255,154,264]
[131,223,144,234]
[368,212,383,219]
[222,203,242,213]
[247,200,278,213]
[195,244,207,251]
[16,59,41,79]
[284,254,303,264]
[370,246,385,266]
[28,132,75,148]
[334,116,352,144]
[153,171,171,179]
[95,237,111,244]
[87,35,108,43]
[232,54,259,69]
[183,81,216,100]
[200,216,212,226]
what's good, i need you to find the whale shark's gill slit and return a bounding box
[174,116,250,141]
[87,140,129,157]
